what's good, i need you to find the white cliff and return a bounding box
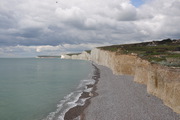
[61,48,180,113]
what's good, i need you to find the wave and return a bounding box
[43,69,97,120]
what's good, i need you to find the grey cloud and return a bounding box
[0,0,180,57]
[11,28,42,38]
[115,4,137,21]
[1,0,140,48]
[165,1,180,16]
[0,12,15,29]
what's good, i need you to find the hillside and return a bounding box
[99,39,180,67]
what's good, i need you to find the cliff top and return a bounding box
[65,50,91,56]
[99,39,180,67]
[66,53,81,56]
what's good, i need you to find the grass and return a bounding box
[85,50,91,54]
[99,39,180,67]
[66,53,81,56]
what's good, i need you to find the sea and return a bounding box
[0,58,95,120]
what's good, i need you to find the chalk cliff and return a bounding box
[62,48,180,113]
[91,48,180,114]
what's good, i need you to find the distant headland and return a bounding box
[37,55,61,58]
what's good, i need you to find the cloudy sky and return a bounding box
[0,0,180,57]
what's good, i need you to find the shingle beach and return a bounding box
[84,65,180,120]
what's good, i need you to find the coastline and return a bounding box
[64,63,100,120]
[83,65,180,120]
[61,39,180,114]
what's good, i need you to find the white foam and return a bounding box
[84,87,93,92]
[64,92,74,100]
[78,79,95,89]
[57,116,63,120]
[77,97,90,106]
[43,78,96,120]
[73,116,81,120]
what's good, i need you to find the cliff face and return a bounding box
[91,48,180,113]
[91,48,137,75]
[147,65,180,113]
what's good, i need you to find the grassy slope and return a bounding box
[99,39,180,67]
[66,53,81,56]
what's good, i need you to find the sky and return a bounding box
[0,0,180,57]
[131,0,144,7]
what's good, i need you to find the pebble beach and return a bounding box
[84,65,180,120]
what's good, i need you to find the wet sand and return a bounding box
[84,65,180,120]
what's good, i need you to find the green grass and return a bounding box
[85,50,91,54]
[165,53,180,58]
[66,53,81,56]
[99,39,180,67]
[98,46,120,52]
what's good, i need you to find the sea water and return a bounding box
[0,58,93,120]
